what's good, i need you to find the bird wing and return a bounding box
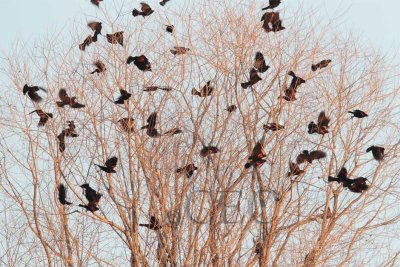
[296,153,307,164]
[141,2,152,12]
[59,89,68,101]
[105,157,118,168]
[310,150,327,160]
[337,167,348,179]
[147,112,158,128]
[317,111,330,127]
[250,141,264,159]
[58,184,67,202]
[250,68,261,81]
[289,162,299,172]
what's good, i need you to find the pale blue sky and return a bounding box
[0,0,399,53]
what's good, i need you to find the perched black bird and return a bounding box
[141,112,161,137]
[262,0,281,10]
[56,89,85,108]
[57,121,78,152]
[166,25,174,33]
[366,146,385,161]
[311,59,331,71]
[88,21,102,39]
[160,0,171,6]
[192,81,214,97]
[348,110,368,119]
[29,109,53,127]
[308,111,330,135]
[328,167,369,193]
[261,12,285,32]
[118,118,135,132]
[241,68,262,89]
[144,86,172,92]
[254,52,270,73]
[23,84,47,102]
[79,35,94,51]
[287,162,304,177]
[90,60,106,74]
[90,0,103,7]
[139,215,162,230]
[244,141,267,169]
[132,2,154,17]
[296,150,326,164]
[79,183,102,212]
[127,55,152,71]
[263,123,284,131]
[170,46,190,55]
[58,183,72,205]
[226,105,237,113]
[287,71,306,91]
[95,157,118,173]
[114,89,132,104]
[200,146,219,157]
[163,128,183,136]
[176,164,198,178]
[106,31,124,46]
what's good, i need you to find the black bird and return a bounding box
[23,84,47,103]
[254,52,270,73]
[328,167,369,193]
[263,123,284,131]
[160,0,171,6]
[58,183,72,205]
[312,59,331,71]
[261,12,285,32]
[79,184,102,212]
[366,146,385,161]
[141,112,161,137]
[118,118,135,132]
[296,150,326,164]
[226,105,237,113]
[106,31,124,46]
[262,0,281,10]
[144,86,172,92]
[29,109,53,127]
[308,111,330,135]
[192,81,214,97]
[56,89,85,108]
[90,60,106,74]
[176,164,198,178]
[287,71,306,91]
[79,35,94,51]
[166,25,174,33]
[114,89,132,104]
[95,157,118,173]
[127,55,152,71]
[241,68,262,89]
[90,0,103,7]
[139,215,162,230]
[57,121,78,152]
[287,162,304,177]
[132,2,154,17]
[348,110,368,119]
[200,146,219,157]
[244,141,267,169]
[170,46,190,55]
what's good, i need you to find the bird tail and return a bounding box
[65,201,72,205]
[139,223,150,228]
[328,176,339,183]
[191,88,200,96]
[311,65,317,72]
[170,50,177,55]
[132,9,140,16]
[261,5,270,10]
[241,82,250,89]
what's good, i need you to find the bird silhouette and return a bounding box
[56,89,85,108]
[144,86,172,92]
[127,55,152,71]
[88,21,102,40]
[141,112,161,137]
[192,81,214,97]
[226,105,237,113]
[200,146,219,157]
[170,46,190,55]
[308,111,330,135]
[254,52,270,73]
[348,110,368,119]
[57,121,78,152]
[132,2,154,17]
[176,164,198,178]
[79,35,94,51]
[166,25,174,33]
[23,84,47,103]
[118,118,135,132]
[296,150,326,164]
[90,60,106,74]
[261,12,285,32]
[58,183,72,205]
[328,167,369,193]
[311,59,331,71]
[262,0,281,10]
[95,157,118,173]
[287,71,306,91]
[106,31,124,46]
[263,123,284,132]
[79,183,102,212]
[244,141,267,169]
[139,215,162,230]
[241,68,262,89]
[366,146,385,161]
[287,162,305,177]
[114,89,132,104]
[29,109,53,127]
[160,0,171,6]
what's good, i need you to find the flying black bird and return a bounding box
[95,157,118,173]
[160,0,171,6]
[192,81,214,97]
[58,183,72,205]
[56,89,85,108]
[263,123,284,131]
[90,0,103,7]
[79,183,102,212]
[226,105,237,113]
[139,215,162,230]
[166,25,174,33]
[328,167,369,193]
[348,110,368,119]
[200,146,219,157]
[241,68,262,89]
[90,60,106,74]
[29,109,53,127]
[132,2,154,17]
[287,162,305,177]
[88,21,102,39]
[141,112,160,137]
[79,35,94,51]
[114,89,132,104]
[23,84,47,103]
[163,128,183,136]
[296,150,326,164]
[144,86,172,92]
[118,118,135,132]
[106,31,124,46]
[261,12,285,32]
[254,52,270,73]
[311,59,331,71]
[170,46,190,55]
[287,71,306,91]
[366,146,385,161]
[308,111,330,135]
[127,55,152,71]
[176,164,198,178]
[262,0,282,10]
[244,141,267,169]
[57,121,78,152]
